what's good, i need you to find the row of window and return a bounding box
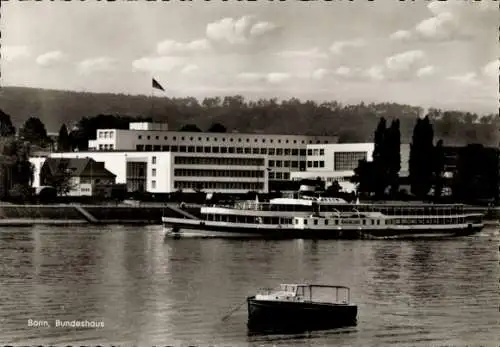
[205,214,293,225]
[134,144,310,156]
[268,172,290,180]
[334,152,367,171]
[99,144,114,150]
[137,134,331,145]
[174,169,264,178]
[98,131,115,139]
[174,181,264,190]
[174,156,265,166]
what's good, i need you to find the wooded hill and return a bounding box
[0,86,498,146]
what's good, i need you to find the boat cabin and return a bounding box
[255,284,351,304]
[294,212,386,229]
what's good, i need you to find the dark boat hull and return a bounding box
[163,218,484,240]
[246,296,357,333]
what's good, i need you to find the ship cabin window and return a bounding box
[362,219,366,225]
[335,220,339,225]
[325,220,329,225]
[377,220,380,225]
[314,219,318,225]
[304,220,308,225]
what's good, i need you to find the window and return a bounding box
[269,160,275,167]
[147,136,151,140]
[334,151,367,171]
[276,161,282,167]
[284,161,290,168]
[283,172,290,180]
[307,149,313,156]
[188,146,195,153]
[145,145,152,151]
[204,147,211,153]
[228,147,235,153]
[138,135,142,140]
[307,161,312,168]
[179,146,186,152]
[212,146,219,153]
[269,172,275,179]
[152,180,156,189]
[320,161,325,168]
[268,148,275,155]
[152,168,156,177]
[164,136,168,140]
[320,149,325,155]
[196,146,203,152]
[152,156,157,164]
[275,172,282,179]
[136,145,144,151]
[300,149,306,156]
[156,136,159,140]
[276,149,283,156]
[284,149,291,155]
[162,145,169,151]
[292,149,298,156]
[313,161,319,168]
[221,147,227,153]
[154,145,161,151]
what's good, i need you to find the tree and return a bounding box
[179,124,202,132]
[409,116,435,199]
[57,124,71,151]
[386,119,401,196]
[0,110,16,137]
[0,138,33,201]
[432,139,445,199]
[351,159,376,197]
[207,122,227,133]
[323,180,342,197]
[40,159,75,196]
[371,117,389,197]
[19,117,49,147]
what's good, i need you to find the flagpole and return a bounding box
[151,74,154,119]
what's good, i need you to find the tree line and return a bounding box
[1,86,498,147]
[352,116,499,204]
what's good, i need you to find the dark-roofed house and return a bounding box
[40,157,116,196]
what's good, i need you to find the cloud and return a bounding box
[2,45,30,62]
[311,68,331,81]
[448,72,480,86]
[78,57,116,74]
[389,30,412,41]
[482,60,498,79]
[157,39,210,55]
[416,65,437,78]
[416,12,458,41]
[181,64,199,75]
[266,72,291,84]
[36,50,66,66]
[329,39,365,55]
[385,50,425,73]
[237,72,292,84]
[237,72,265,82]
[365,66,385,81]
[206,15,279,46]
[132,56,184,72]
[275,48,328,59]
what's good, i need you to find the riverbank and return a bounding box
[0,203,497,227]
[0,203,201,226]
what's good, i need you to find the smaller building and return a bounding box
[39,157,116,196]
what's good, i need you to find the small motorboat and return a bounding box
[246,283,357,333]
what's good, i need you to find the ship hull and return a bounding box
[162,217,484,239]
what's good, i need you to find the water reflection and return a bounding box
[0,226,497,346]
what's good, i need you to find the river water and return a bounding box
[0,225,499,346]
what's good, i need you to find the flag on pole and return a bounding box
[152,78,165,91]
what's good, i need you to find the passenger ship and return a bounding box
[162,197,484,239]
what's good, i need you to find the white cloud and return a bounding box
[132,56,184,72]
[36,50,66,66]
[334,66,352,77]
[365,66,385,81]
[448,72,480,86]
[266,72,291,84]
[78,57,116,74]
[329,39,365,54]
[416,65,437,78]
[236,72,292,84]
[385,50,425,73]
[482,60,498,79]
[237,72,265,82]
[2,45,30,62]
[206,16,279,46]
[181,64,200,75]
[416,12,458,41]
[311,68,331,81]
[250,21,279,37]
[157,39,210,55]
[276,48,328,59]
[389,30,412,41]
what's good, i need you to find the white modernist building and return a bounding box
[289,143,375,192]
[31,122,341,194]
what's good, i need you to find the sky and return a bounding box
[1,0,498,114]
